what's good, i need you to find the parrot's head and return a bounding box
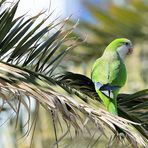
[106,38,133,60]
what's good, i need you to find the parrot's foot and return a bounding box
[113,132,126,143]
[114,125,126,139]
[117,132,126,140]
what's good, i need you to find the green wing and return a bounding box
[91,53,127,115]
[91,53,126,90]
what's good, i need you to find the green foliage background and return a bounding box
[66,0,148,92]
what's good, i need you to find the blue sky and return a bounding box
[12,0,105,23]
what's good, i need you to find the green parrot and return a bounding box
[91,38,133,115]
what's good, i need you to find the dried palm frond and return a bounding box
[55,72,148,147]
[1,62,147,147]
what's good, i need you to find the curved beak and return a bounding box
[128,44,133,55]
[128,47,133,54]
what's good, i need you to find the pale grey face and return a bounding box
[117,40,133,60]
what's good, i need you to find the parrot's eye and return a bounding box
[125,42,129,46]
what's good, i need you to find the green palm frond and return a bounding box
[0,0,79,145]
[0,1,148,147]
[0,2,72,73]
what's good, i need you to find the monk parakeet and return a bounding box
[91,38,133,115]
